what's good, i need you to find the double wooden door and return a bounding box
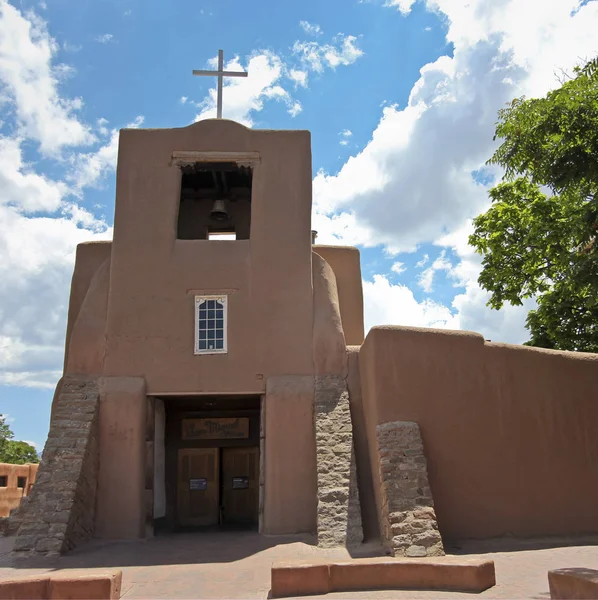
[177,446,258,527]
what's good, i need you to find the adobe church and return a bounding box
[10,116,598,557]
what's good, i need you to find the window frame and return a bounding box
[194,295,228,355]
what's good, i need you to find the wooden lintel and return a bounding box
[171,151,260,167]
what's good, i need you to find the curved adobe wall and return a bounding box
[359,325,598,541]
[312,252,346,376]
[313,245,364,346]
[63,242,111,371]
[65,257,110,376]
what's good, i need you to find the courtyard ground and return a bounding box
[1,531,597,599]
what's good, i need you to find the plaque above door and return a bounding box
[182,417,249,440]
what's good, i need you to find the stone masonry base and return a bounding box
[376,421,444,557]
[315,375,363,548]
[12,375,100,555]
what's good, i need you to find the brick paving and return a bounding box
[1,531,597,598]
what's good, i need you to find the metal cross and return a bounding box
[192,49,248,119]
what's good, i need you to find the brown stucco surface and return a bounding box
[95,377,147,540]
[66,257,110,376]
[359,326,598,541]
[314,246,364,346]
[312,252,346,377]
[101,119,314,394]
[63,242,111,372]
[263,376,317,535]
[548,567,598,599]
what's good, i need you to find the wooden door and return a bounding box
[177,448,219,527]
[221,447,259,525]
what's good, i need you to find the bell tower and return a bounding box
[176,161,253,240]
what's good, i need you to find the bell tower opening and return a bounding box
[177,162,252,240]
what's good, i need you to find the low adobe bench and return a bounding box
[271,556,495,597]
[549,568,598,599]
[0,570,121,600]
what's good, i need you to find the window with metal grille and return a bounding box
[194,296,227,354]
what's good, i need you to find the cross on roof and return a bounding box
[192,49,248,119]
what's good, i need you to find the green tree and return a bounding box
[0,415,39,465]
[469,59,598,352]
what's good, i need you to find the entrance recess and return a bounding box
[160,395,261,531]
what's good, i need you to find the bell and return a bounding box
[210,199,229,222]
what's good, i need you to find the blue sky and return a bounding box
[0,0,597,451]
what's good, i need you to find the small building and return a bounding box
[11,119,598,556]
[0,463,38,518]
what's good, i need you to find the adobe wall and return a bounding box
[63,241,111,372]
[102,119,314,395]
[262,375,317,534]
[313,246,364,346]
[359,326,598,541]
[95,377,147,539]
[65,257,110,376]
[0,463,38,518]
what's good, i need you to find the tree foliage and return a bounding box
[0,415,39,465]
[469,59,598,352]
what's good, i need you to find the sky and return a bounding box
[0,0,597,451]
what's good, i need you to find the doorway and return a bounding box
[158,395,261,532]
[177,446,259,527]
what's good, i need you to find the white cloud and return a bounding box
[0,136,66,212]
[417,249,456,293]
[0,4,142,389]
[363,271,532,344]
[339,129,353,146]
[69,115,144,190]
[391,261,406,275]
[384,0,417,15]
[0,204,112,388]
[364,274,458,332]
[194,52,297,126]
[192,32,362,123]
[293,34,363,74]
[288,100,302,117]
[289,68,308,88]
[0,1,94,154]
[320,0,598,344]
[180,96,188,104]
[62,40,81,53]
[416,254,429,268]
[95,33,113,44]
[299,21,322,36]
[96,117,109,136]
